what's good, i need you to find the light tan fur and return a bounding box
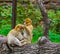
[22,18,33,44]
[7,24,25,46]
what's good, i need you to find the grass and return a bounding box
[32,30,60,43]
[49,31,60,43]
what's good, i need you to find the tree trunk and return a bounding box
[36,0,50,38]
[12,0,17,29]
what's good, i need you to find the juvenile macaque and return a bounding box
[22,18,33,44]
[7,24,25,47]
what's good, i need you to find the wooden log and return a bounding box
[1,36,60,54]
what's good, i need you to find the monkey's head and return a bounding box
[15,24,24,32]
[24,18,32,26]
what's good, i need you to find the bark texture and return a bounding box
[36,0,51,38]
[1,36,60,54]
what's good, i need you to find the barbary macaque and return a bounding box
[22,18,33,44]
[7,24,25,47]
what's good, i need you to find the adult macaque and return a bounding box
[7,24,25,47]
[22,18,33,44]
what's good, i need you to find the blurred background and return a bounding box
[0,0,60,43]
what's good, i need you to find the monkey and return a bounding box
[7,24,25,48]
[21,18,33,44]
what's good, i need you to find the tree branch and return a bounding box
[36,0,51,38]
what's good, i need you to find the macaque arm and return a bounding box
[20,39,31,45]
[17,32,24,40]
[11,36,22,46]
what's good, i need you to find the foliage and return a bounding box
[48,10,60,34]
[17,1,42,26]
[0,3,12,34]
[0,1,60,43]
[32,26,43,43]
[32,28,60,43]
[0,25,11,36]
[49,31,60,43]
